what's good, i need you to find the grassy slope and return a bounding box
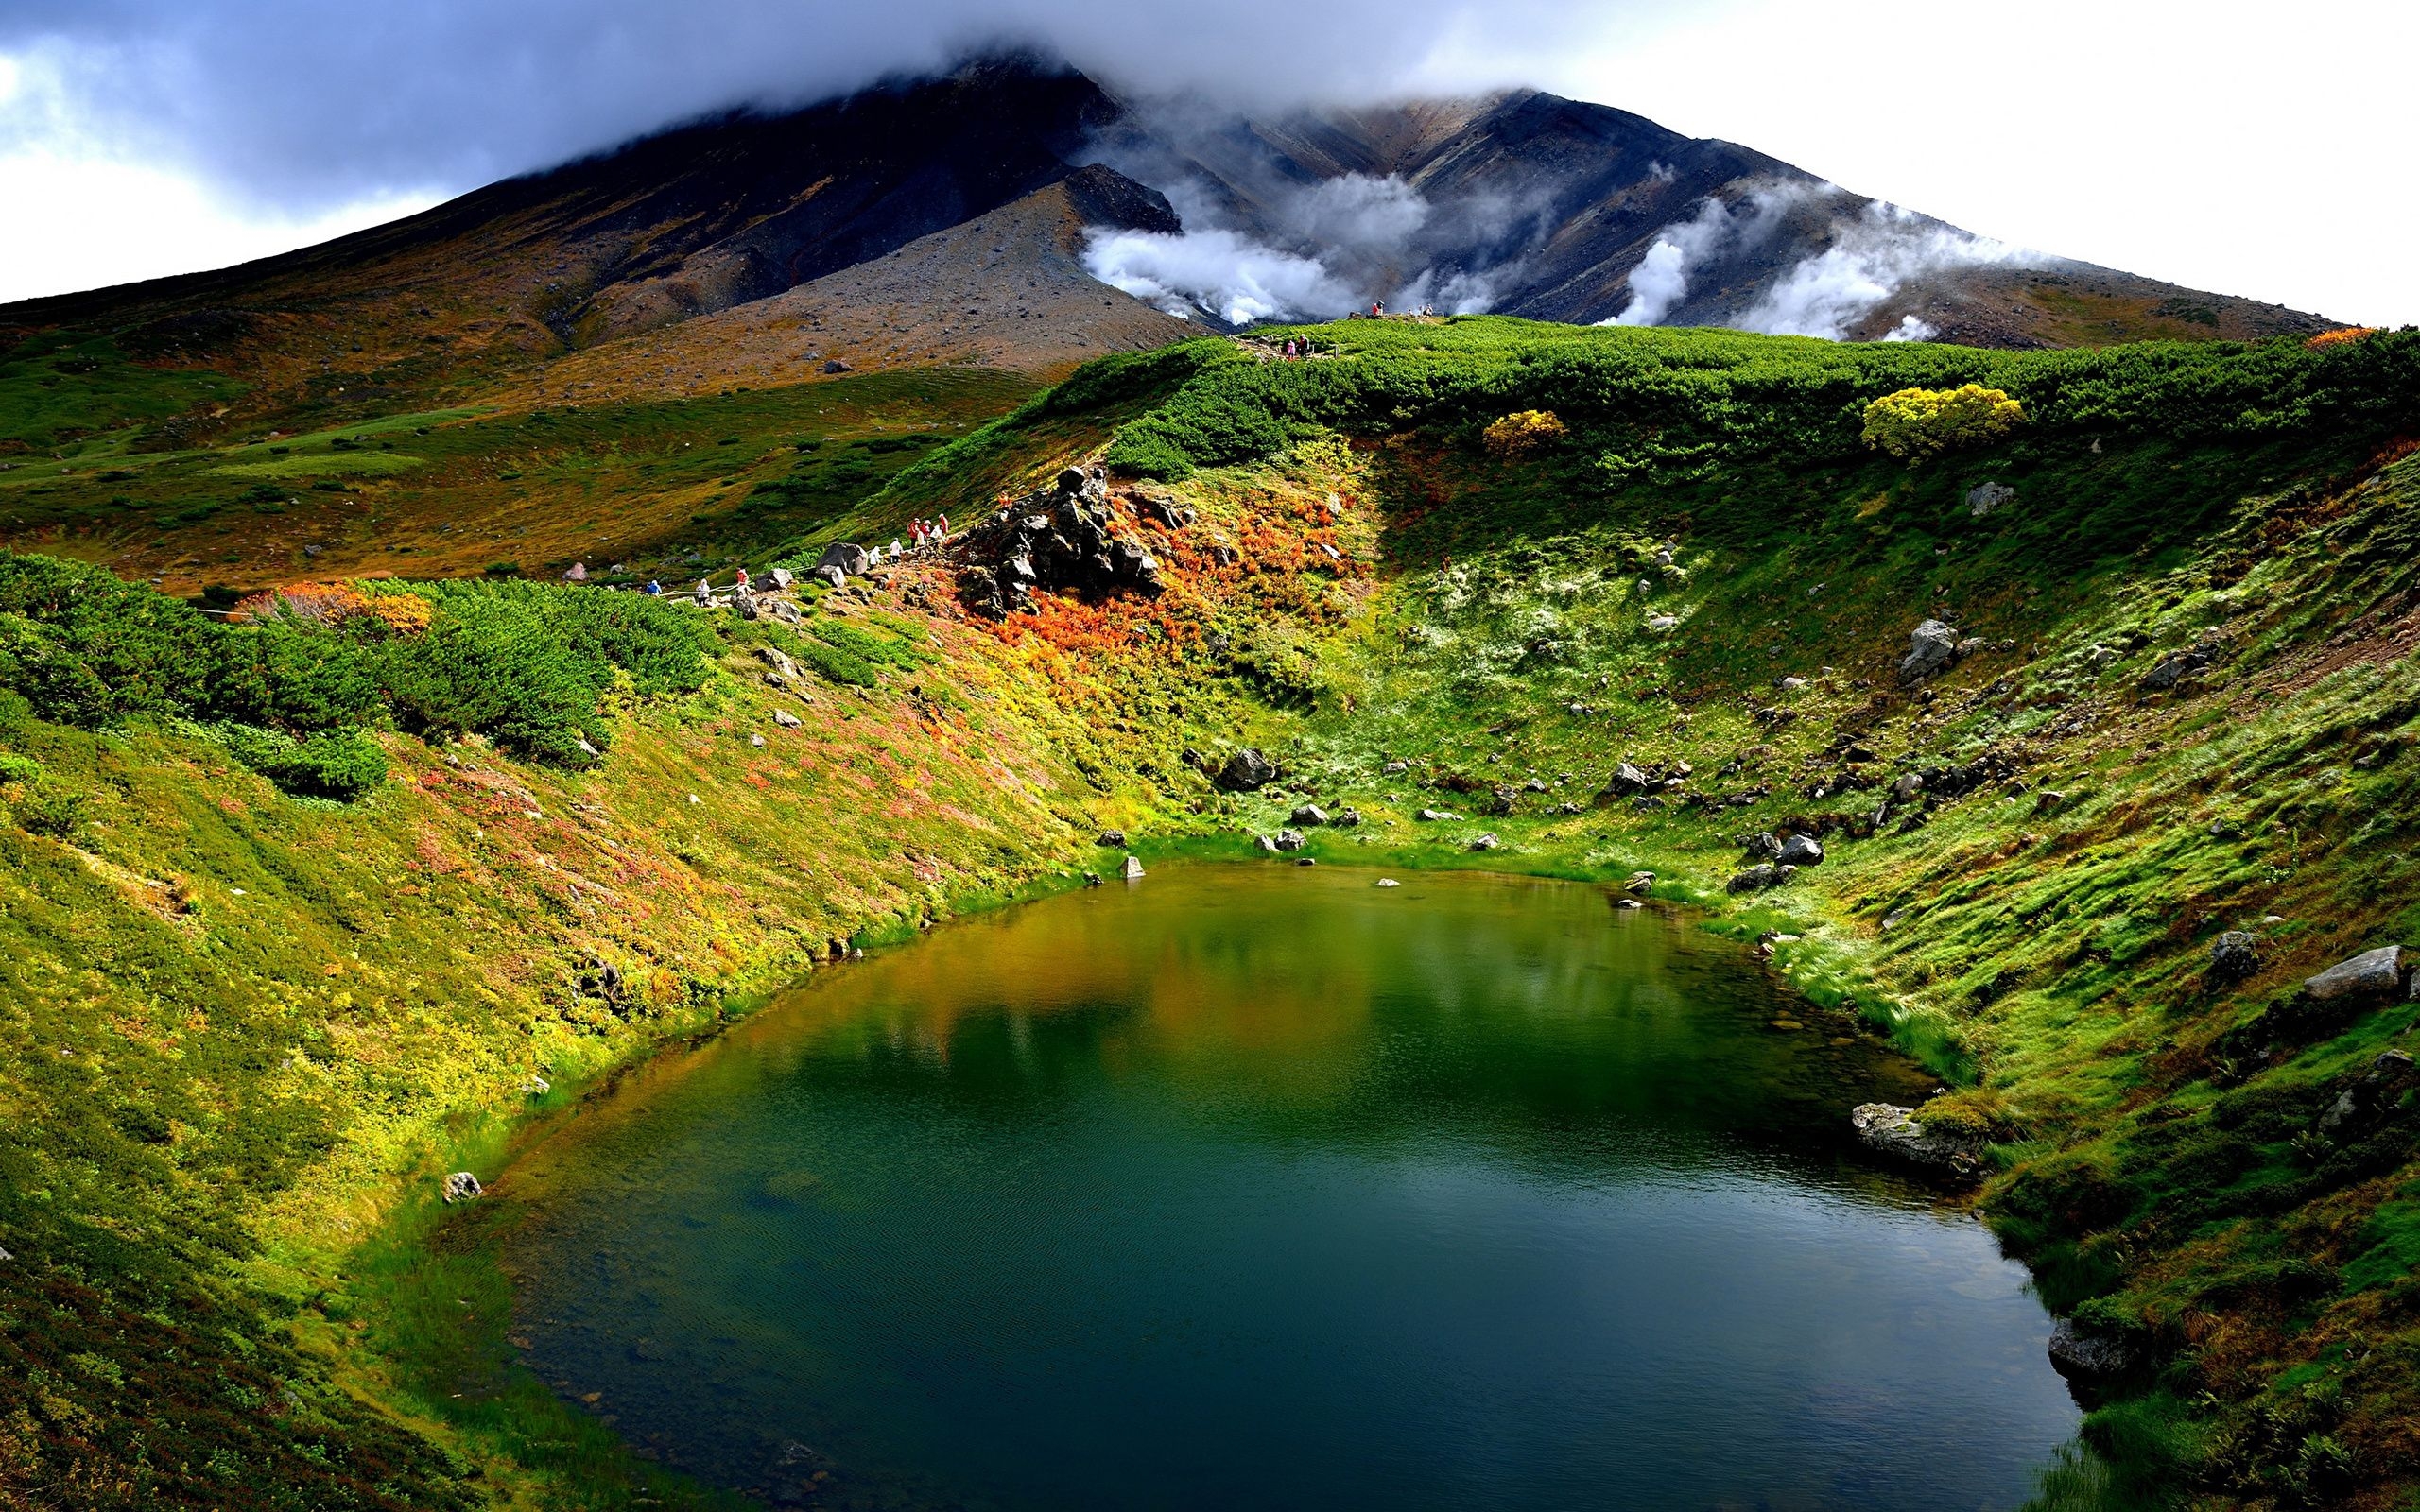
[3,316,2418,1510]
[0,343,1034,593]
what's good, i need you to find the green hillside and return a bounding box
[4,317,2418,1511]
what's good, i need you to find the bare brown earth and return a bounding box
[496,176,1200,407]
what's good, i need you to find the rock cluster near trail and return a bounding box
[441,1172,483,1203]
[957,465,1165,617]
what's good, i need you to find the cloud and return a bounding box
[0,0,1610,215]
[1082,226,1358,324]
[1736,199,2040,339]
[1599,182,2044,340]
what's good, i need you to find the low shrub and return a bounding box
[1861,384,2026,459]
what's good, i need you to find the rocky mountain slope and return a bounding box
[0,56,2334,459]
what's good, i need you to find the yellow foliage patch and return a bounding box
[1482,408,1568,457]
[1859,385,2024,461]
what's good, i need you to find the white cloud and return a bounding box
[1736,200,2038,340]
[1082,226,1359,324]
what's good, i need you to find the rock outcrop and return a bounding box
[1850,1103,1983,1179]
[956,465,1165,617]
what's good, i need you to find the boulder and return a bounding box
[1744,831,1783,860]
[1891,772,1927,801]
[772,709,804,730]
[2047,1317,2143,1384]
[814,565,847,590]
[1469,833,1500,851]
[1622,871,1656,894]
[1217,748,1278,792]
[1122,854,1146,881]
[1332,807,1363,828]
[1271,829,1307,851]
[2208,931,2260,984]
[441,1172,483,1204]
[818,542,872,577]
[2142,643,2219,691]
[1254,835,1280,853]
[2305,945,2403,1002]
[1098,830,1127,848]
[1646,614,1679,632]
[1599,762,1651,799]
[1415,807,1460,822]
[1726,864,1795,893]
[1382,759,1409,775]
[1375,877,1400,887]
[768,567,794,591]
[1899,619,1961,682]
[1850,1103,1983,1179]
[1777,833,1824,868]
[1615,898,1643,910]
[2315,1050,2418,1139]
[1967,480,2017,518]
[1289,804,1328,827]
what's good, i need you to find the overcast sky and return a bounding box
[0,0,2411,325]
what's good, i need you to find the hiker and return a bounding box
[889,538,903,559]
[695,578,713,605]
[645,579,663,595]
[937,512,950,539]
[734,566,751,592]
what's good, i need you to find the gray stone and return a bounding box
[1599,762,1651,799]
[1851,1103,1983,1179]
[1967,480,2017,518]
[1777,833,1824,868]
[1382,760,1409,775]
[1289,804,1328,827]
[1375,878,1400,887]
[441,1172,483,1204]
[818,542,872,577]
[1122,854,1145,881]
[2305,945,2403,1002]
[1726,864,1796,893]
[1097,830,1127,848]
[1217,748,1278,792]
[1415,808,1461,822]
[1646,614,1679,632]
[1899,619,1961,682]
[2047,1317,2142,1383]
[1615,898,1643,909]
[1892,772,1927,801]
[772,709,803,730]
[2208,930,2259,983]
[814,565,846,590]
[1254,835,1280,854]
[1332,807,1363,827]
[1623,871,1656,894]
[1273,829,1307,851]
[1469,833,1500,851]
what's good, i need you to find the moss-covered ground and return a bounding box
[4,316,2419,1510]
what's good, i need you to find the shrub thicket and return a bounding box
[1078,319,2420,481]
[1860,384,2025,458]
[0,555,719,787]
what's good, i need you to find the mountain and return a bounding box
[0,55,2335,451]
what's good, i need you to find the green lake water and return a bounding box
[495,864,2079,1510]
